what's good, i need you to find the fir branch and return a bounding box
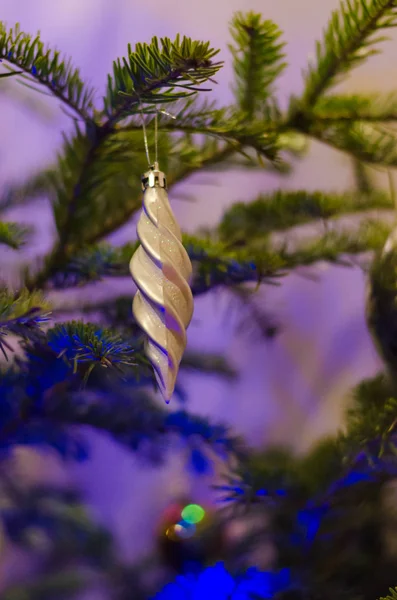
[312,93,397,123]
[104,35,223,124]
[186,236,285,294]
[41,389,242,463]
[47,321,139,380]
[0,324,146,451]
[367,246,397,378]
[0,343,241,463]
[312,122,397,167]
[294,0,397,112]
[218,190,393,245]
[54,290,237,381]
[122,106,281,165]
[380,589,397,600]
[1,484,111,558]
[0,22,95,120]
[0,68,22,78]
[281,219,391,268]
[342,374,397,458]
[50,125,105,254]
[211,219,392,289]
[352,158,374,194]
[0,221,31,248]
[63,295,237,379]
[26,126,150,288]
[42,237,285,293]
[229,12,286,118]
[0,289,50,359]
[0,169,55,211]
[26,36,224,289]
[43,220,392,295]
[190,220,391,292]
[48,126,148,250]
[25,139,236,290]
[48,244,127,287]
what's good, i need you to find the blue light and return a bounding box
[343,471,371,487]
[154,563,291,600]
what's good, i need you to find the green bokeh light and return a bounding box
[181,504,205,524]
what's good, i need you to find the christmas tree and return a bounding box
[2,1,397,598]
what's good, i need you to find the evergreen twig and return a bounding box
[0,22,95,120]
[294,0,397,112]
[0,221,31,249]
[229,12,286,118]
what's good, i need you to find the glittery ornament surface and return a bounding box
[130,164,194,402]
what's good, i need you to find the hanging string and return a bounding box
[154,109,158,166]
[140,103,177,168]
[139,101,151,167]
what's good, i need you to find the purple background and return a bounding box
[0,0,395,580]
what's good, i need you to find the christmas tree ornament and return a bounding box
[129,161,194,403]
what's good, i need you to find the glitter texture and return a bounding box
[129,166,194,402]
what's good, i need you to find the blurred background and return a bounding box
[0,0,395,583]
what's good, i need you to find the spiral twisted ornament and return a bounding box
[129,163,194,402]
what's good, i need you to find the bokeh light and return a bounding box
[175,521,196,539]
[165,520,196,541]
[181,504,205,524]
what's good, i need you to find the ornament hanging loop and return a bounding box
[139,102,177,173]
[139,103,167,189]
[139,100,152,168]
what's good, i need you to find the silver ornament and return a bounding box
[130,163,194,402]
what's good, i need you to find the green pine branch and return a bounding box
[0,288,49,318]
[229,12,286,118]
[50,126,153,251]
[23,36,223,290]
[24,138,238,290]
[61,295,236,379]
[0,221,31,249]
[216,372,397,517]
[0,169,55,211]
[294,0,397,113]
[352,157,374,193]
[121,103,281,165]
[367,246,397,379]
[311,122,397,167]
[104,35,222,124]
[281,219,391,267]
[0,288,50,359]
[47,321,141,382]
[342,374,397,458]
[312,93,397,122]
[380,589,397,600]
[0,22,95,119]
[218,190,393,245]
[0,288,50,322]
[0,68,22,78]
[39,220,391,296]
[6,14,397,305]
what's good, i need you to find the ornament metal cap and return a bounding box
[141,161,167,191]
